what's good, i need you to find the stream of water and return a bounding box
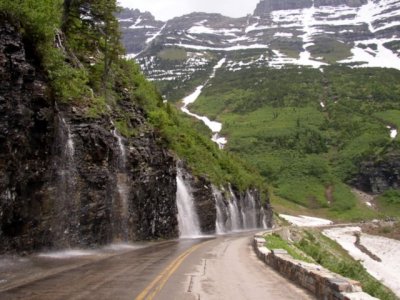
[181,58,227,149]
[111,121,130,241]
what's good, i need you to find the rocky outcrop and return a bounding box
[314,0,367,7]
[0,17,178,254]
[253,0,367,15]
[118,9,165,55]
[351,154,400,194]
[0,16,56,253]
[254,0,312,15]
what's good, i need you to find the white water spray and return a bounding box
[176,171,202,238]
[228,186,241,231]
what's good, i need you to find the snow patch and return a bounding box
[339,38,400,70]
[274,32,294,38]
[323,227,400,297]
[166,43,269,51]
[279,214,333,227]
[188,25,241,36]
[181,58,227,148]
[146,24,166,44]
[390,128,398,139]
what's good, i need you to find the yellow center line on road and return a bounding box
[135,241,210,300]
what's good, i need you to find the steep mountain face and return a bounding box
[0,17,272,253]
[119,8,165,57]
[119,0,400,95]
[0,18,179,252]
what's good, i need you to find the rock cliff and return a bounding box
[0,16,273,253]
[0,17,178,253]
[352,154,400,194]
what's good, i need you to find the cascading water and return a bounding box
[260,207,268,229]
[111,121,130,241]
[54,116,79,247]
[213,187,227,234]
[240,196,248,229]
[245,191,257,229]
[228,186,241,231]
[213,185,270,234]
[112,122,126,166]
[176,171,202,238]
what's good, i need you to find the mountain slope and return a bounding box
[119,0,400,220]
[119,0,400,101]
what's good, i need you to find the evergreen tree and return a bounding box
[62,0,123,97]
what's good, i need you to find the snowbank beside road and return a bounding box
[323,226,400,297]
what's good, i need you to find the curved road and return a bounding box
[0,233,314,299]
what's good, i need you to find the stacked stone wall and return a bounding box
[253,233,378,300]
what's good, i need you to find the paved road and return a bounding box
[0,233,314,300]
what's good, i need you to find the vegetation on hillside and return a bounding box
[0,0,266,193]
[189,65,400,219]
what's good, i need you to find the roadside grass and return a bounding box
[264,233,313,262]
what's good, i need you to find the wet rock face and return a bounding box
[352,155,400,194]
[64,108,178,244]
[0,17,55,253]
[179,165,273,234]
[0,17,178,254]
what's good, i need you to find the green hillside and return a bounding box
[189,66,400,220]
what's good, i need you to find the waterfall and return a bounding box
[213,187,228,234]
[111,121,130,241]
[228,186,241,231]
[260,207,268,229]
[240,196,248,229]
[54,116,79,247]
[245,191,257,229]
[176,171,202,238]
[111,121,127,167]
[212,185,269,234]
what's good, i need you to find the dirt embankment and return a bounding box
[361,221,400,241]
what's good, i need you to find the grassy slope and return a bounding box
[189,66,400,221]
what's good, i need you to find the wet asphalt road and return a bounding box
[0,233,313,300]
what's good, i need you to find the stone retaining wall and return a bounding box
[253,232,378,300]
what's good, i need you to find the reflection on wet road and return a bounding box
[0,233,314,299]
